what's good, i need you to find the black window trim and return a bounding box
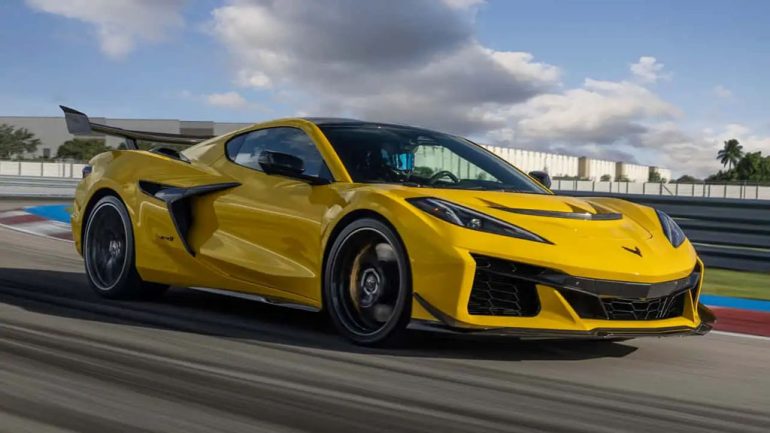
[224,126,335,183]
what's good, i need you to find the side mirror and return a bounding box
[258,150,304,176]
[529,170,552,188]
[257,150,331,185]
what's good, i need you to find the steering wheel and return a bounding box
[428,170,460,185]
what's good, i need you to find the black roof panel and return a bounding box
[303,117,453,136]
[301,117,365,125]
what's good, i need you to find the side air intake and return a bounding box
[138,181,239,255]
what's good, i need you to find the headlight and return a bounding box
[407,197,551,244]
[656,210,686,247]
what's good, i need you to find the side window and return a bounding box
[225,127,329,178]
[225,134,245,160]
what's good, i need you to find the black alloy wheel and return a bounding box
[324,218,412,345]
[83,195,166,299]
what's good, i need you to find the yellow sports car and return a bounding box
[63,106,714,345]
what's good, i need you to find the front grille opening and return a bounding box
[468,255,540,317]
[601,291,686,320]
[563,290,688,321]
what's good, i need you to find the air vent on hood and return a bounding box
[490,206,623,220]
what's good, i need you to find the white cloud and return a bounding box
[441,0,486,9]
[625,122,770,178]
[209,0,560,135]
[25,0,185,59]
[206,1,763,178]
[705,124,770,154]
[630,56,666,83]
[205,91,249,109]
[512,79,679,144]
[713,85,733,99]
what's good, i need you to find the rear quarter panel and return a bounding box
[74,149,236,286]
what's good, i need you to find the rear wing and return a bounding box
[60,105,214,149]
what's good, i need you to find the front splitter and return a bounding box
[412,292,713,340]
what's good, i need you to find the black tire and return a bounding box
[324,218,412,345]
[83,195,167,299]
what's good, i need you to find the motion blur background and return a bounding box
[1,1,769,432]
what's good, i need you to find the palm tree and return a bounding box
[717,139,743,170]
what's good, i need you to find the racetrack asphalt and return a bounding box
[1,200,769,433]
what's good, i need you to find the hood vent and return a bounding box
[490,205,623,221]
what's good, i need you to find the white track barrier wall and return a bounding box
[0,161,87,178]
[1,159,764,200]
[552,180,770,200]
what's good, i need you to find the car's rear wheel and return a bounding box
[324,218,411,345]
[83,195,167,299]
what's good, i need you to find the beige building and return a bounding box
[650,166,672,182]
[578,157,616,181]
[0,115,252,159]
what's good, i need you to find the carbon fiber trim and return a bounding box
[471,254,700,299]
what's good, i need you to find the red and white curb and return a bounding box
[0,208,73,241]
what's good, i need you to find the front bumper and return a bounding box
[410,252,713,338]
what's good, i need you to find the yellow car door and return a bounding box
[193,126,337,308]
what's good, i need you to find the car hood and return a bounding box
[395,188,658,246]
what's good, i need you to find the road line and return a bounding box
[0,220,73,243]
[711,330,770,342]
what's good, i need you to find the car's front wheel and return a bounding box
[83,195,166,299]
[324,218,412,345]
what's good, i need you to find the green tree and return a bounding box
[706,169,737,182]
[734,151,770,181]
[0,124,41,159]
[57,138,110,161]
[648,171,662,182]
[717,139,743,170]
[599,174,612,181]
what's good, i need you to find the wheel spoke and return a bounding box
[374,242,396,263]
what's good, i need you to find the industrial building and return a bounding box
[0,115,670,182]
[0,115,251,159]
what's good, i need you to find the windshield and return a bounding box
[320,124,548,193]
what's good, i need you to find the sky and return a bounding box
[1,0,769,177]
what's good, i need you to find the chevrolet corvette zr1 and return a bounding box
[62,106,714,345]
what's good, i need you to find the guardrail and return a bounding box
[558,191,770,272]
[553,180,770,200]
